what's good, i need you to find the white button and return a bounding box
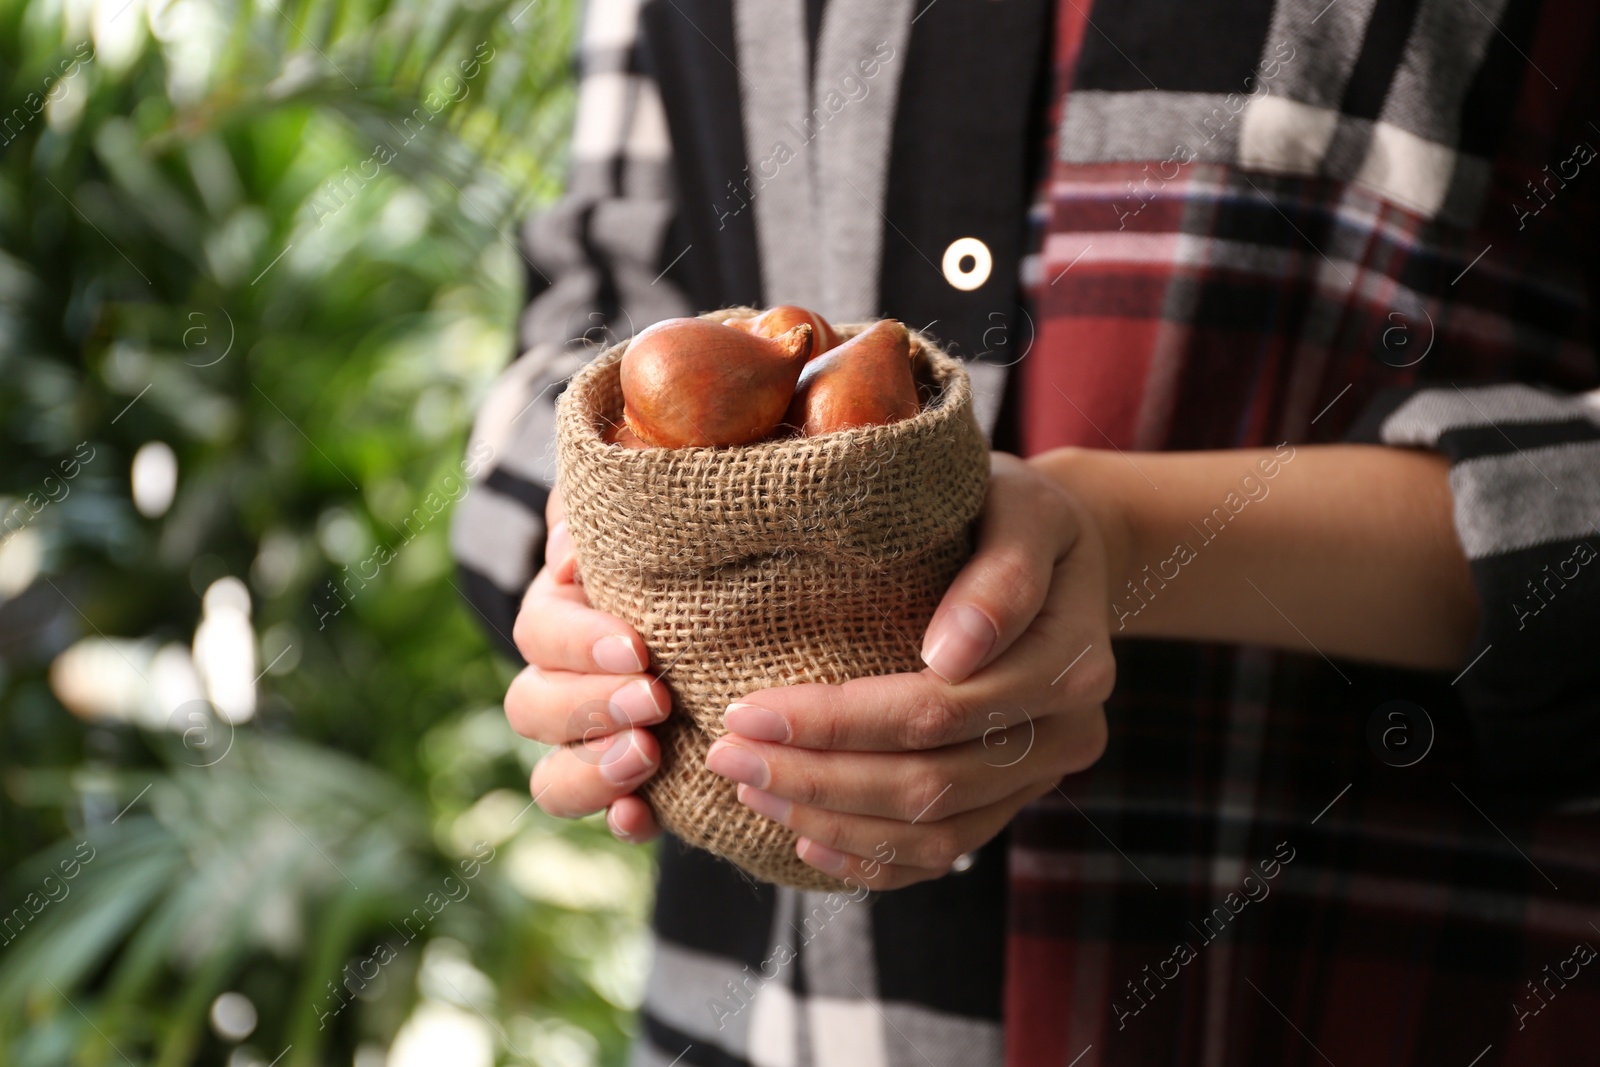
[941,237,992,291]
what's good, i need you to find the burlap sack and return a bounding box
[555,309,989,890]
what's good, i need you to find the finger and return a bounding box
[747,780,1042,872]
[505,666,670,744]
[530,728,660,819]
[718,711,1100,822]
[919,453,1077,684]
[724,672,994,752]
[546,519,577,583]
[606,796,662,843]
[793,838,949,891]
[527,559,595,605]
[514,581,650,674]
[706,719,1078,820]
[723,471,1116,761]
[542,486,576,583]
[725,584,1115,755]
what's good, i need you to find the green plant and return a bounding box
[0,0,650,1062]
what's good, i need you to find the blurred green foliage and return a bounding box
[0,0,656,1063]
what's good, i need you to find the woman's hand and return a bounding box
[505,488,668,842]
[710,453,1122,889]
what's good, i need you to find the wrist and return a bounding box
[1027,447,1140,628]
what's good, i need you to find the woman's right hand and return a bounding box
[505,488,667,842]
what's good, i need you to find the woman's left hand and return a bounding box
[707,452,1121,889]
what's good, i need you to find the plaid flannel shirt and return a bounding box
[452,1,1600,1063]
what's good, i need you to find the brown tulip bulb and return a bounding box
[621,317,813,447]
[784,319,921,436]
[728,305,841,354]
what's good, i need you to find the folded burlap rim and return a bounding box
[559,309,982,572]
[555,309,989,890]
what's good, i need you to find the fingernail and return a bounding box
[600,730,654,784]
[606,805,635,842]
[921,604,998,683]
[705,739,770,789]
[592,633,646,674]
[547,519,572,564]
[737,783,792,823]
[797,837,848,875]
[724,702,790,742]
[610,679,665,726]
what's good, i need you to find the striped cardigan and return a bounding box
[451,1,1600,1063]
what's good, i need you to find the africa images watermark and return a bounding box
[1112,839,1299,1029]
[311,840,497,1029]
[0,41,94,147]
[705,841,896,1031]
[714,40,898,231]
[1512,137,1594,232]
[1510,536,1596,631]
[306,41,497,228]
[311,441,494,629]
[1112,442,1298,630]
[0,841,97,949]
[1512,938,1595,1031]
[1113,41,1297,229]
[2,442,97,545]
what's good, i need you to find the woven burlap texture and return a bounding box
[554,309,989,891]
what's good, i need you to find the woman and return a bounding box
[452,0,1600,1062]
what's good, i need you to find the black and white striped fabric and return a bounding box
[452,1,1043,1063]
[1058,0,1530,226]
[1376,385,1600,779]
[635,839,1008,1067]
[450,0,690,654]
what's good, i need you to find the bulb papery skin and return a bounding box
[620,318,813,447]
[784,318,920,437]
[728,305,841,355]
[603,422,652,449]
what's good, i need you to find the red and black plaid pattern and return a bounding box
[1008,0,1600,1062]
[1009,648,1600,1064]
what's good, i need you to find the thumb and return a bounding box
[920,456,1079,684]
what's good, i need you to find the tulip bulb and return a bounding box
[785,319,921,436]
[729,305,841,354]
[621,317,813,447]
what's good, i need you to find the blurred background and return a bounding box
[0,0,656,1063]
